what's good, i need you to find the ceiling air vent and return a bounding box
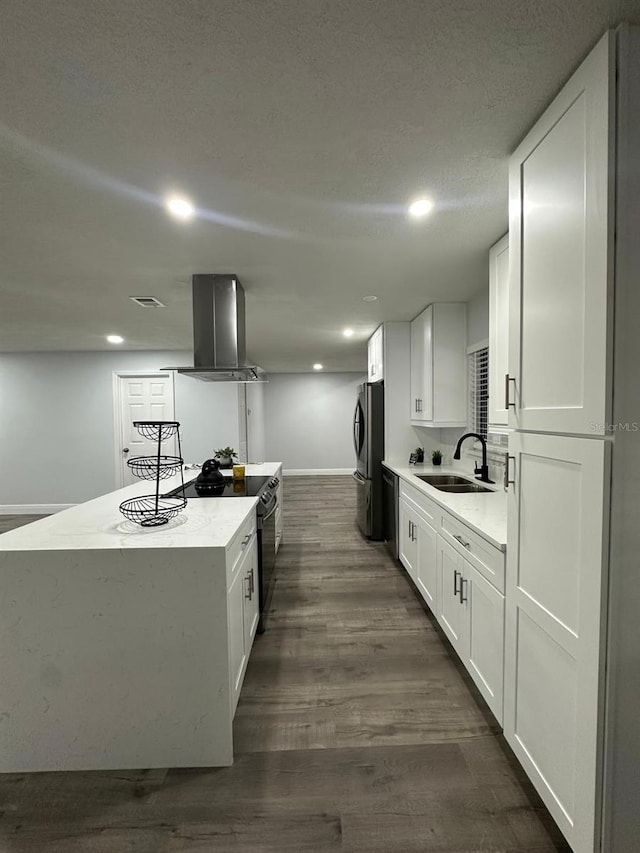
[130,296,166,308]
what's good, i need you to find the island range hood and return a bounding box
[166,274,266,382]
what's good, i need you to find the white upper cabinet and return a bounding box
[508,34,613,435]
[410,303,467,427]
[367,326,384,382]
[488,234,509,428]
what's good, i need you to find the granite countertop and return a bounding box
[383,462,507,551]
[0,463,282,552]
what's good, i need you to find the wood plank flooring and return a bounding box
[0,514,47,534]
[0,477,569,851]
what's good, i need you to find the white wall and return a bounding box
[264,373,365,472]
[246,382,266,462]
[467,284,489,347]
[0,351,240,508]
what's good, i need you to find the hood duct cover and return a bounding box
[166,274,266,382]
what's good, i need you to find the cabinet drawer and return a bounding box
[440,512,505,593]
[227,511,257,581]
[399,480,440,528]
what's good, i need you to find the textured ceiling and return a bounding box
[1,0,639,371]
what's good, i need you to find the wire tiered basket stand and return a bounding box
[119,421,187,527]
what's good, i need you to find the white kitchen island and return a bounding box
[0,463,281,773]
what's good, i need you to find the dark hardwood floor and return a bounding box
[0,477,569,851]
[0,514,47,534]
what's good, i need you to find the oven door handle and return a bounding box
[260,500,278,522]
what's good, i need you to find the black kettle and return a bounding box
[194,458,226,494]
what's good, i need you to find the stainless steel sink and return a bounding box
[435,483,494,493]
[416,474,494,493]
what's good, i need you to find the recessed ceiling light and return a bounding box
[106,334,124,344]
[165,195,195,221]
[408,198,434,219]
[343,328,354,338]
[362,295,378,302]
[313,363,323,371]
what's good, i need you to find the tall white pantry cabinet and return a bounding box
[504,26,640,853]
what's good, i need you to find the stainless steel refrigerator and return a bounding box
[352,381,384,539]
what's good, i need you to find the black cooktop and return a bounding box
[166,475,270,499]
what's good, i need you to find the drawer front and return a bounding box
[399,480,440,528]
[440,511,504,593]
[227,511,257,581]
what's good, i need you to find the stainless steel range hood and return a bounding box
[166,274,266,382]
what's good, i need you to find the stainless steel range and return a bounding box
[165,472,279,633]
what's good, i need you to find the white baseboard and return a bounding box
[0,504,75,515]
[282,468,353,476]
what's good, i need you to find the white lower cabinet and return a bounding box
[467,563,505,723]
[437,535,469,656]
[415,515,438,611]
[399,497,418,582]
[398,479,505,725]
[227,531,259,713]
[437,534,505,724]
[399,496,438,609]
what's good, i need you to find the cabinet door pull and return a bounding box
[241,533,251,547]
[244,573,252,600]
[454,569,461,596]
[504,454,516,488]
[505,374,516,409]
[459,577,468,604]
[453,533,470,550]
[408,519,413,539]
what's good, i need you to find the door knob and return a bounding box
[123,447,130,454]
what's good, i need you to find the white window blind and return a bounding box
[468,346,489,439]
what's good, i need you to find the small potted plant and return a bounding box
[214,447,238,468]
[432,449,443,467]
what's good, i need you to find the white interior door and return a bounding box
[114,373,176,487]
[504,431,609,851]
[508,32,613,435]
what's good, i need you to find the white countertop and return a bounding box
[383,462,507,550]
[0,463,282,552]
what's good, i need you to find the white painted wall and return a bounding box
[467,284,490,347]
[0,352,240,508]
[264,373,365,472]
[246,382,266,462]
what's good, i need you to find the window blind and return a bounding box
[468,346,489,439]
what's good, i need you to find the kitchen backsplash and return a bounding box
[413,426,508,486]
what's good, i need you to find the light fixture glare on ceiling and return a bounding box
[165,195,195,221]
[106,334,124,344]
[343,328,354,337]
[408,198,434,219]
[313,363,323,370]
[362,295,378,302]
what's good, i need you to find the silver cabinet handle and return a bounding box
[505,374,516,409]
[408,519,412,539]
[453,569,461,596]
[417,398,422,413]
[459,577,468,604]
[453,534,470,549]
[241,533,251,547]
[412,523,417,542]
[504,454,516,488]
[244,572,252,600]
